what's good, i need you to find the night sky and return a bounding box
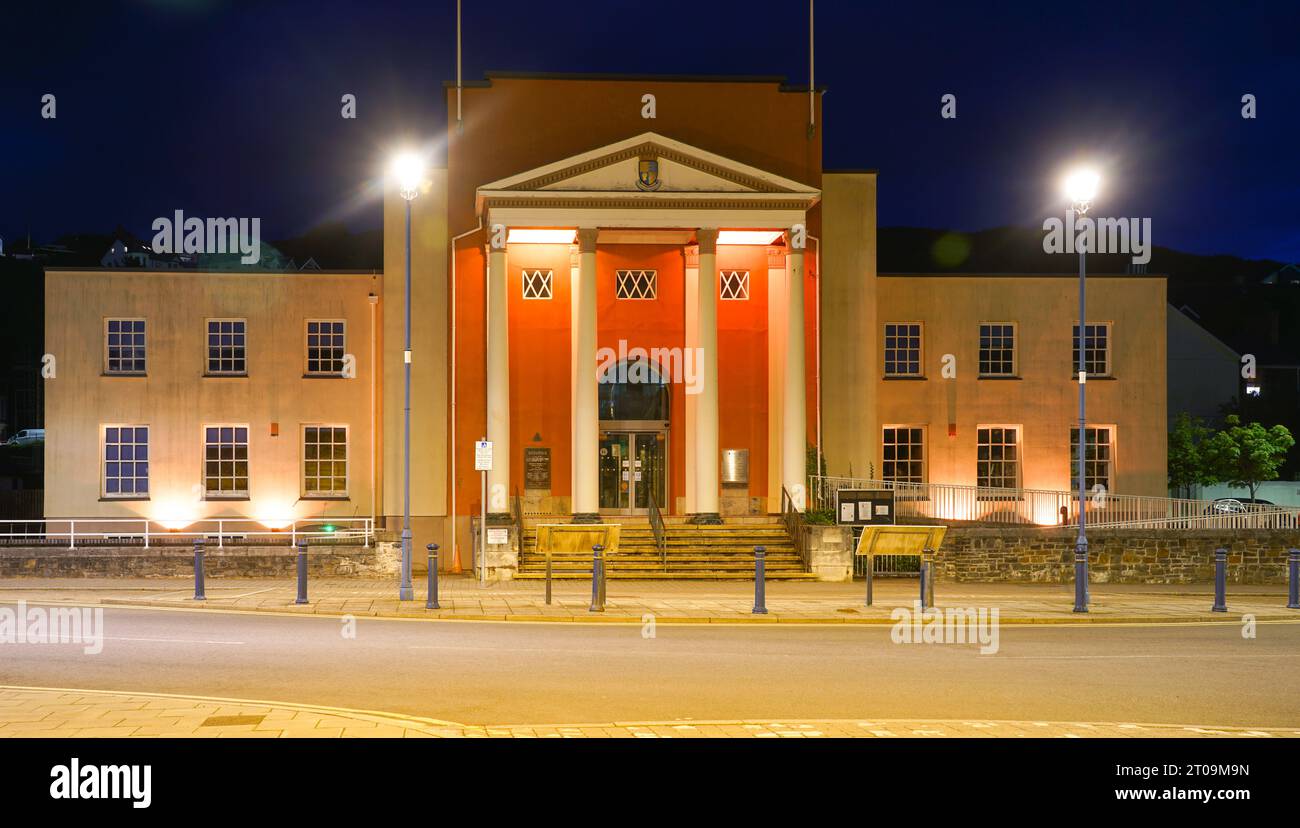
[2,0,1297,262]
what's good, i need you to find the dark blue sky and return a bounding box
[2,0,1297,261]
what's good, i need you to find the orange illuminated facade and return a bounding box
[43,72,1168,573]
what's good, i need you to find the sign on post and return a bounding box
[474,439,493,586]
[474,440,494,471]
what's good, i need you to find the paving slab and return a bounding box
[0,575,1297,626]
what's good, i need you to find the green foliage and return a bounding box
[1202,415,1296,499]
[803,508,835,525]
[806,443,827,478]
[1167,412,1216,497]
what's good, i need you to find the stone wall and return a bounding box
[803,525,854,581]
[0,543,399,579]
[936,528,1298,584]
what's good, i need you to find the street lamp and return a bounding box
[391,150,425,600]
[1064,167,1099,613]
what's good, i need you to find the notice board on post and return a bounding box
[834,489,896,526]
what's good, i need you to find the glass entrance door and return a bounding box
[599,430,667,514]
[632,431,667,511]
[598,433,630,512]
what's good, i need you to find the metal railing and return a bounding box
[781,486,810,567]
[0,517,374,548]
[809,476,1300,531]
[647,493,667,569]
[511,489,524,551]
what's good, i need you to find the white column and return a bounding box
[692,228,721,522]
[571,228,600,520]
[766,246,786,512]
[486,224,510,515]
[683,246,699,514]
[783,232,808,511]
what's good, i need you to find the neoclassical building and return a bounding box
[44,73,1168,570]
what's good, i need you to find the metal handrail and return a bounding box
[781,486,809,568]
[511,489,524,558]
[808,475,1300,530]
[0,517,374,549]
[647,493,667,569]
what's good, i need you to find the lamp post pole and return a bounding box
[1074,198,1090,613]
[399,187,416,601]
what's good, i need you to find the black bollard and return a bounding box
[296,539,309,605]
[1212,546,1227,612]
[589,544,605,613]
[599,546,608,608]
[426,543,440,609]
[1287,548,1299,610]
[865,555,874,607]
[921,547,935,610]
[545,552,553,606]
[919,557,928,609]
[193,539,206,601]
[752,546,768,614]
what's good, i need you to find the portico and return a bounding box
[473,132,820,522]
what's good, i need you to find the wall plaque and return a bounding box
[524,447,551,490]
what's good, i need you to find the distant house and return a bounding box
[100,231,194,269]
[1167,304,1240,426]
[1261,263,1300,286]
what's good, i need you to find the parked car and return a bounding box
[1205,497,1296,528]
[4,429,44,447]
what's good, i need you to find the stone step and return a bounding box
[520,555,799,563]
[522,543,795,548]
[512,570,819,580]
[519,557,806,567]
[519,552,803,562]
[522,532,794,541]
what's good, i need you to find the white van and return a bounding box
[5,429,45,446]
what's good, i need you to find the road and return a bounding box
[2,605,1298,727]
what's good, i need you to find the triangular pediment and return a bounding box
[477,132,819,200]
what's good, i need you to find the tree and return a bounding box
[1202,415,1296,500]
[1167,412,1217,498]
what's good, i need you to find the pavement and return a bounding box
[3,686,1296,739]
[0,574,1296,625]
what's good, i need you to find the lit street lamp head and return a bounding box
[390,151,426,201]
[1063,168,1100,214]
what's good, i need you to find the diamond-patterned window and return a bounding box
[720,270,750,300]
[615,269,657,300]
[522,269,553,300]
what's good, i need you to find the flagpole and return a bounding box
[808,0,815,136]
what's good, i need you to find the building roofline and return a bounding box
[444,71,826,94]
[824,168,879,174]
[1169,303,1240,360]
[880,272,1167,280]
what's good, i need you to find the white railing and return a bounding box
[0,517,374,549]
[808,477,1300,531]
